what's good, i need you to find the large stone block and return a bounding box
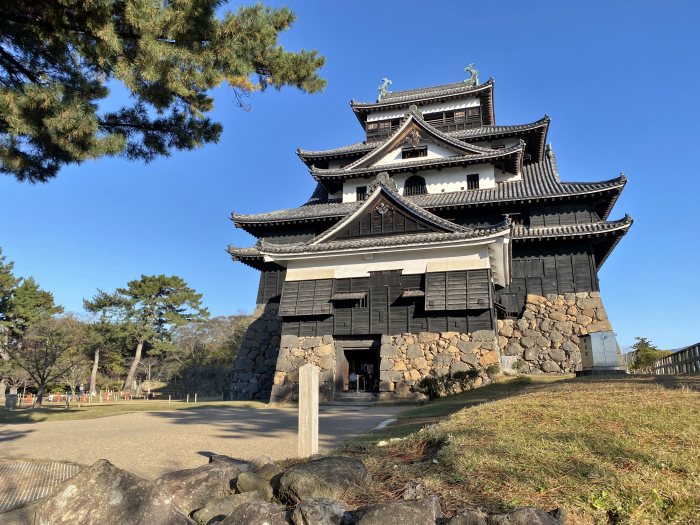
[406,344,423,358]
[504,342,523,356]
[479,351,500,366]
[380,344,400,358]
[280,335,299,348]
[302,337,322,349]
[418,332,439,343]
[471,330,496,342]
[461,353,479,367]
[541,360,561,373]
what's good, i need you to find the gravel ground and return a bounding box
[0,404,405,479]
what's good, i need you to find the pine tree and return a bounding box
[0,1,325,182]
[85,275,208,392]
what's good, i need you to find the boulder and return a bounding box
[448,509,488,525]
[154,458,254,513]
[279,457,370,503]
[192,492,265,524]
[504,342,523,357]
[394,382,411,397]
[220,501,288,525]
[549,349,566,362]
[541,360,561,373]
[291,499,351,525]
[236,472,274,501]
[487,507,564,525]
[356,496,442,525]
[33,459,194,525]
[523,347,539,361]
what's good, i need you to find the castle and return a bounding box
[228,70,631,401]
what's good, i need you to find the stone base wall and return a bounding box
[498,292,612,374]
[268,330,501,402]
[228,304,282,401]
[377,331,500,399]
[270,335,336,403]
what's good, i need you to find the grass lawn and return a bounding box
[0,399,266,424]
[341,374,700,525]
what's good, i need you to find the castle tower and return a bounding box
[228,74,631,401]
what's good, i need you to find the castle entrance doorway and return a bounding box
[334,337,380,394]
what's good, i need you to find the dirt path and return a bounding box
[0,404,404,479]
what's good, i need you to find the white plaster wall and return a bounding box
[495,171,522,183]
[342,177,374,202]
[393,164,496,194]
[366,99,480,122]
[374,142,460,166]
[341,164,495,202]
[284,245,492,281]
[328,189,343,201]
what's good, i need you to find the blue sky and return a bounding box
[1,1,698,350]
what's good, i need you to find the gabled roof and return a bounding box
[350,79,495,126]
[257,225,509,256]
[343,107,496,170]
[309,110,524,183]
[296,116,550,167]
[309,177,465,245]
[229,178,511,261]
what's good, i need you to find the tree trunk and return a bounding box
[0,378,6,400]
[124,340,144,392]
[89,348,99,395]
[34,385,44,408]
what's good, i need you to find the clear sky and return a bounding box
[1,0,698,351]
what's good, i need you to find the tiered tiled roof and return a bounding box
[513,215,633,268]
[231,153,626,230]
[350,79,495,125]
[296,116,550,166]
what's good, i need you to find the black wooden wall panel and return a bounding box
[497,242,599,316]
[257,270,286,304]
[280,271,495,336]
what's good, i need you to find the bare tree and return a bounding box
[5,366,31,395]
[7,316,87,406]
[138,357,161,398]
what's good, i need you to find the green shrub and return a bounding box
[417,376,441,399]
[486,364,501,378]
[512,360,528,373]
[453,369,479,390]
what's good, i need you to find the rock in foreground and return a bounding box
[355,496,442,525]
[279,457,370,503]
[33,459,193,525]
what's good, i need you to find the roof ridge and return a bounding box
[350,78,494,109]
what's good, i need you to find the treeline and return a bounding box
[0,248,250,406]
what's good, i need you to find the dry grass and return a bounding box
[342,375,700,525]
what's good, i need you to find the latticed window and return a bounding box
[466,174,479,190]
[356,186,368,201]
[401,146,428,159]
[403,175,427,196]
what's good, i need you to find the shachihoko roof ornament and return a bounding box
[464,63,479,87]
[377,78,392,102]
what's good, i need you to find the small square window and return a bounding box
[467,174,479,190]
[356,186,368,201]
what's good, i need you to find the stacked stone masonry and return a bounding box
[498,291,612,374]
[229,304,282,401]
[269,331,500,402]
